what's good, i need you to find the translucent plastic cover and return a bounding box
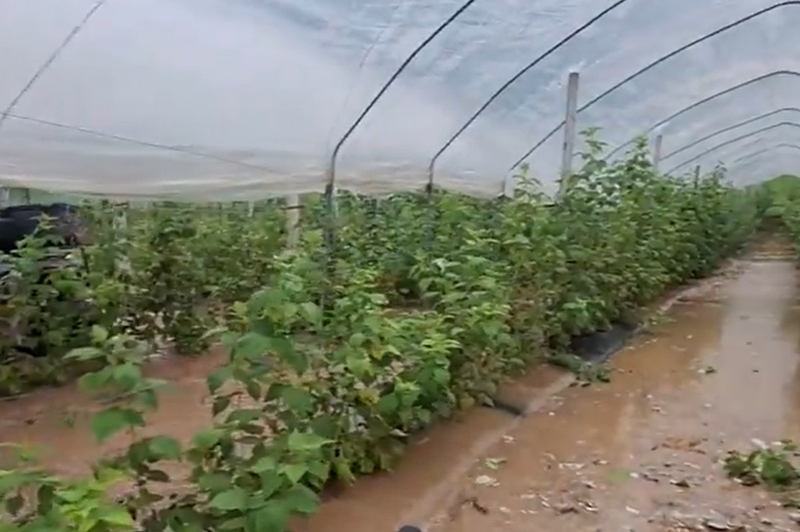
[1,0,797,200]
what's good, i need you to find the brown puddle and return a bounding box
[1,242,799,532]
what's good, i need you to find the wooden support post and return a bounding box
[285,194,300,248]
[653,134,664,172]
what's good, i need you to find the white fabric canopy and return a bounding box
[1,0,798,200]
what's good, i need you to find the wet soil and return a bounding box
[1,236,799,532]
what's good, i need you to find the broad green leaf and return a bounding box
[192,429,223,451]
[376,393,399,417]
[279,386,315,416]
[198,472,233,491]
[112,363,141,389]
[147,436,182,460]
[209,487,248,511]
[65,347,102,361]
[306,460,331,484]
[248,502,290,532]
[279,463,308,484]
[258,471,284,499]
[207,367,233,394]
[299,302,322,325]
[287,431,332,453]
[233,332,272,360]
[77,369,112,393]
[98,505,136,527]
[269,337,308,373]
[251,456,278,473]
[90,325,109,344]
[90,408,145,443]
[282,484,320,515]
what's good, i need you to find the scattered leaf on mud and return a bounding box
[463,496,489,514]
[555,503,579,514]
[484,457,507,470]
[670,478,692,488]
[474,475,499,487]
[642,472,661,483]
[654,436,707,454]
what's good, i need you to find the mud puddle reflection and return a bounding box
[428,257,800,532]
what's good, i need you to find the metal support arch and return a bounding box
[664,121,800,175]
[603,69,800,161]
[730,143,800,166]
[689,130,800,171]
[660,107,800,163]
[322,0,480,265]
[730,144,800,171]
[510,2,800,171]
[327,0,481,186]
[427,0,634,184]
[726,145,800,184]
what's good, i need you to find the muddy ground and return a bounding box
[2,236,800,532]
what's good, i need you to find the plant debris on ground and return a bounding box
[724,440,800,492]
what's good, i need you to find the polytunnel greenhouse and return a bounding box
[2,2,800,532]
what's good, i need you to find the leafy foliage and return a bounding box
[0,134,762,531]
[757,174,800,219]
[724,440,800,491]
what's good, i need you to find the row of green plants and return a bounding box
[0,136,763,531]
[766,175,800,246]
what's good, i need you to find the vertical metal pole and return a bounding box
[321,163,337,312]
[247,201,255,217]
[693,165,701,187]
[285,194,300,248]
[23,188,31,204]
[653,134,664,172]
[559,71,580,194]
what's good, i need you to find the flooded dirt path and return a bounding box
[423,241,800,532]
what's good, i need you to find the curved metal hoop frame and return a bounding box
[661,108,800,163]
[726,143,800,183]
[730,143,800,166]
[665,121,800,175]
[426,0,633,182]
[510,2,800,170]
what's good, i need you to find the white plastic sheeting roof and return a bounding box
[1,0,798,200]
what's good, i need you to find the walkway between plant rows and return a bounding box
[298,235,800,532]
